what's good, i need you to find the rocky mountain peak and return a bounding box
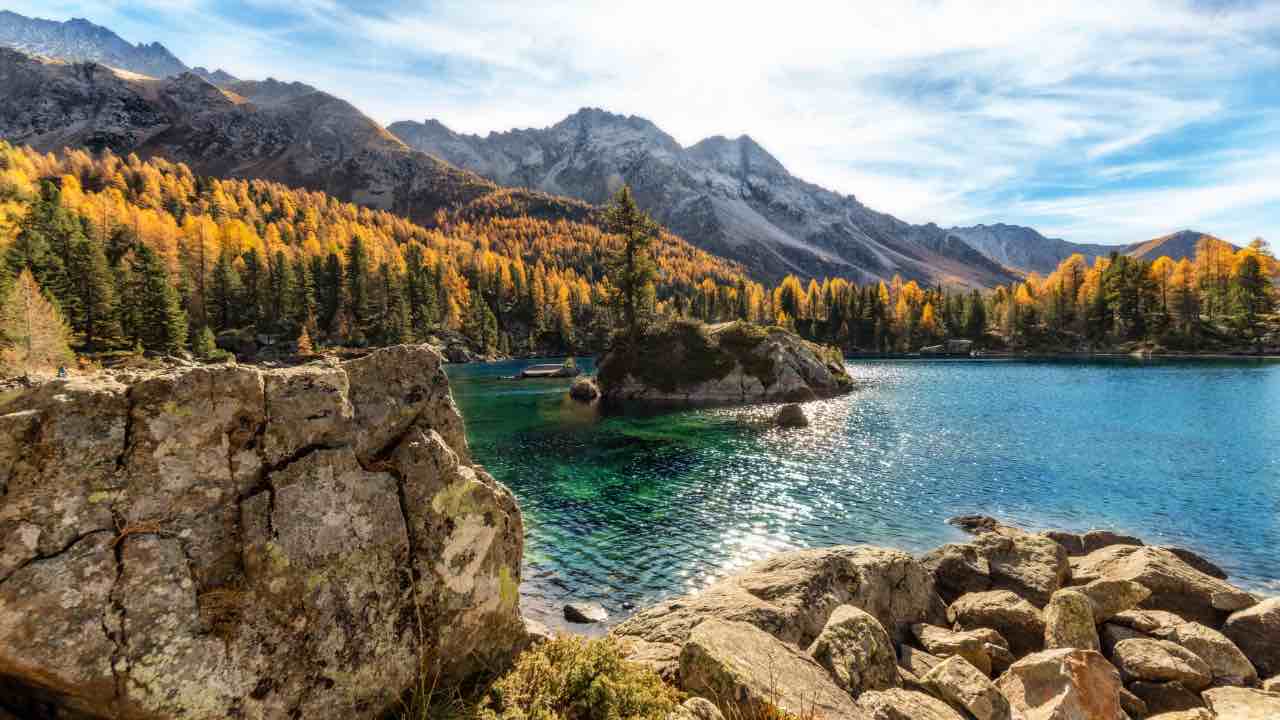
[0,11,188,79]
[687,133,789,180]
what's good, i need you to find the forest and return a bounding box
[0,141,1275,374]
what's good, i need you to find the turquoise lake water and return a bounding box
[448,358,1280,623]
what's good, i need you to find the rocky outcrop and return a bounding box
[995,649,1125,720]
[921,520,1069,607]
[597,320,853,405]
[0,345,524,720]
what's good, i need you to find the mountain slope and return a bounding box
[946,224,1232,274]
[1124,230,1227,261]
[0,10,235,83]
[0,48,508,226]
[389,109,1019,287]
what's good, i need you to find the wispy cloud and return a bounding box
[8,0,1280,245]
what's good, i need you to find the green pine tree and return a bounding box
[602,185,659,347]
[128,244,188,354]
[66,234,121,352]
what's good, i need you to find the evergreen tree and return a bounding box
[240,247,265,332]
[319,252,343,334]
[192,325,217,359]
[344,236,370,333]
[0,269,74,376]
[603,186,658,346]
[66,234,120,352]
[963,289,986,340]
[127,244,188,353]
[266,250,292,334]
[209,250,241,331]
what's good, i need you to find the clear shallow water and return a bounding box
[448,358,1280,623]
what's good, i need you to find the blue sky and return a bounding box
[11,0,1280,246]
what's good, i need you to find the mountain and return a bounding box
[389,109,1019,287]
[943,224,1121,274]
[946,224,1231,275]
[0,47,515,226]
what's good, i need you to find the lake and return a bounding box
[447,358,1280,626]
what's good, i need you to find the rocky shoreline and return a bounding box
[609,515,1279,719]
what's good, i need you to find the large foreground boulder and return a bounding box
[679,619,866,719]
[1222,598,1280,678]
[1111,638,1212,689]
[922,656,1012,720]
[1201,686,1280,719]
[857,688,966,720]
[995,649,1125,720]
[0,346,524,720]
[1151,621,1257,686]
[597,320,853,404]
[807,605,900,695]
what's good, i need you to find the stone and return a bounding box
[1111,638,1212,689]
[1043,530,1085,557]
[1082,529,1143,554]
[619,637,682,683]
[774,403,809,428]
[1119,686,1148,717]
[922,656,1013,720]
[1163,547,1228,580]
[912,623,993,676]
[1128,681,1205,715]
[1145,710,1213,720]
[921,526,1069,607]
[1071,545,1256,626]
[564,602,609,624]
[0,345,523,719]
[614,545,944,650]
[1044,589,1099,651]
[678,619,865,720]
[1110,609,1186,633]
[1222,597,1280,678]
[1264,676,1280,693]
[1151,621,1257,686]
[995,648,1125,720]
[1201,686,1280,720]
[673,697,725,720]
[858,688,966,720]
[808,605,900,695]
[568,377,600,402]
[899,644,946,680]
[1100,623,1148,655]
[1077,578,1151,622]
[970,628,1018,675]
[948,590,1046,657]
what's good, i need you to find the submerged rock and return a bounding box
[564,601,609,624]
[0,345,524,720]
[773,402,810,427]
[568,376,600,402]
[597,320,853,405]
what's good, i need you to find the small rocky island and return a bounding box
[596,320,853,405]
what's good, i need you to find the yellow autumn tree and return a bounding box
[1,270,74,377]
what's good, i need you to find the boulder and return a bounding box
[995,648,1125,720]
[1077,578,1151,622]
[912,623,993,676]
[1119,686,1148,717]
[899,644,946,681]
[1163,547,1228,580]
[614,545,943,649]
[1128,681,1205,715]
[857,688,966,720]
[1071,545,1256,626]
[1111,638,1212,689]
[1044,588,1099,651]
[969,628,1017,675]
[1043,530,1085,557]
[1201,686,1280,720]
[922,656,1013,720]
[568,377,600,402]
[1145,710,1213,720]
[948,590,1046,658]
[678,619,865,720]
[773,403,809,428]
[1082,529,1143,554]
[0,345,524,720]
[597,320,853,405]
[672,697,725,720]
[1100,623,1148,655]
[1151,621,1257,686]
[1222,598,1280,678]
[619,637,682,683]
[1109,609,1186,634]
[921,527,1069,607]
[807,605,900,695]
[564,602,608,624]
[1264,676,1280,693]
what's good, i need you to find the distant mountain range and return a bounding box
[0,10,1233,287]
[0,11,234,85]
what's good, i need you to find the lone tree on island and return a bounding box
[603,185,659,347]
[0,269,74,377]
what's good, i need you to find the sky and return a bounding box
[11,0,1280,246]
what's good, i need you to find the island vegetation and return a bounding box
[0,141,1274,378]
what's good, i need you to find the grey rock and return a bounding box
[1111,638,1212,689]
[948,590,1046,658]
[774,403,809,428]
[1223,597,1280,678]
[808,605,900,695]
[564,602,609,624]
[1128,681,1205,715]
[858,688,966,720]
[921,525,1069,607]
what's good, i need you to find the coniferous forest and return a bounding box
[0,141,1275,375]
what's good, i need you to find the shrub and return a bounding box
[478,636,683,720]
